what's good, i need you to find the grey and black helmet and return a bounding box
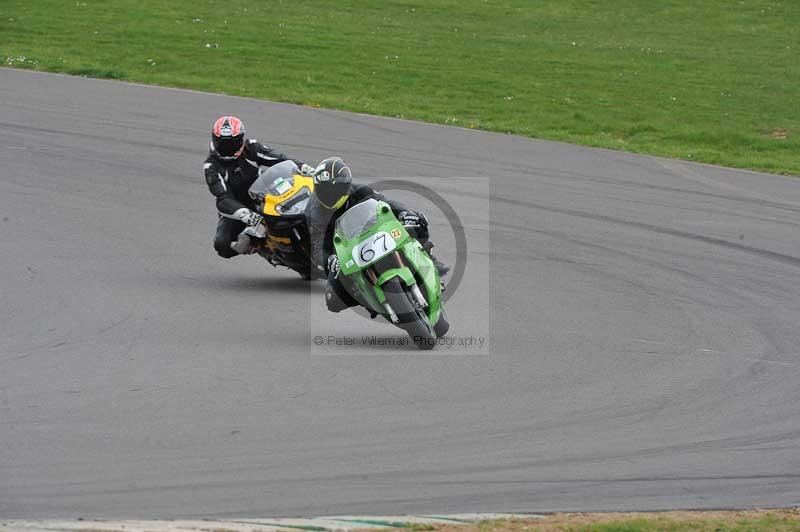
[313,157,352,209]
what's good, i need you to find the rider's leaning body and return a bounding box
[203,115,313,258]
[306,157,447,312]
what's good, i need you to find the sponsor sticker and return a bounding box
[273,177,292,195]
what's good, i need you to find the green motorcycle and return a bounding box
[332,198,449,349]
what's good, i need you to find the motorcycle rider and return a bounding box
[204,115,314,258]
[306,157,449,313]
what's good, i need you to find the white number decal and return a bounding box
[352,231,396,267]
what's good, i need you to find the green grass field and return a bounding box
[440,511,800,531]
[2,0,798,175]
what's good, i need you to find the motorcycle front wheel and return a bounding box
[382,278,436,350]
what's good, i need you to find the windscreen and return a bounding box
[248,160,300,201]
[336,198,380,240]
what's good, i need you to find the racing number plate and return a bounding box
[352,231,396,267]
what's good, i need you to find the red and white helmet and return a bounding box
[211,116,245,161]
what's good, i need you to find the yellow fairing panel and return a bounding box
[263,174,315,217]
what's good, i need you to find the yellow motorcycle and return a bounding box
[247,161,324,280]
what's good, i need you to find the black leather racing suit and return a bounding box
[204,139,305,258]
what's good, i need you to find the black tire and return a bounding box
[433,308,450,338]
[383,278,436,350]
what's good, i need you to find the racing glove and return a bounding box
[327,254,340,278]
[299,163,315,176]
[398,210,424,228]
[233,208,264,227]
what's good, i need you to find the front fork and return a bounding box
[366,251,429,322]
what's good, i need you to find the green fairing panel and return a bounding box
[399,240,442,324]
[332,198,443,326]
[334,200,411,277]
[376,266,416,288]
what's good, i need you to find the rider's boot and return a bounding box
[325,284,350,313]
[430,254,450,276]
[230,234,257,255]
[422,241,449,276]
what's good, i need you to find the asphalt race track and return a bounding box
[1,68,799,517]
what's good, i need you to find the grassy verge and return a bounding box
[1,0,798,175]
[401,510,800,531]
